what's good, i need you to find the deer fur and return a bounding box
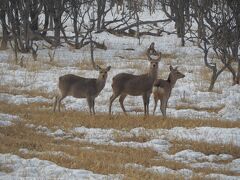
[53,65,111,115]
[109,53,161,115]
[152,65,185,117]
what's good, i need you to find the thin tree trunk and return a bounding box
[0,9,8,49]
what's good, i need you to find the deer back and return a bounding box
[112,53,161,96]
[58,65,111,98]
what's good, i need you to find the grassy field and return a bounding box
[1,100,240,179]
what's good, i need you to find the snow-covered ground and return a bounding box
[0,8,240,179]
[0,154,122,179]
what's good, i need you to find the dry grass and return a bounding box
[1,122,238,178]
[6,53,63,71]
[175,104,225,113]
[74,59,106,70]
[169,139,240,159]
[1,102,240,131]
[199,67,212,83]
[150,158,190,170]
[0,84,51,99]
[0,164,14,173]
[167,140,240,176]
[1,100,239,178]
[114,134,151,143]
[0,123,183,179]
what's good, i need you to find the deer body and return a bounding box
[112,73,156,96]
[109,53,161,115]
[153,66,185,117]
[53,66,111,115]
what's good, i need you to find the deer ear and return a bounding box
[170,65,173,71]
[106,66,111,71]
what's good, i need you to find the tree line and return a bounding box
[0,0,239,90]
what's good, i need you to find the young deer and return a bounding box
[53,65,111,115]
[109,53,161,115]
[152,65,185,117]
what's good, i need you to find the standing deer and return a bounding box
[109,53,161,115]
[152,65,185,117]
[53,65,111,115]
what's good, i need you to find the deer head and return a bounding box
[147,52,161,71]
[95,65,111,80]
[169,65,185,81]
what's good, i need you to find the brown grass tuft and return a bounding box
[169,139,240,159]
[0,164,14,173]
[175,104,225,113]
[0,84,51,99]
[74,59,106,70]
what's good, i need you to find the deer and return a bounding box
[152,65,185,117]
[109,52,161,116]
[53,65,111,115]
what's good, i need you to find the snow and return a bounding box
[0,154,122,179]
[0,113,20,127]
[168,127,240,147]
[0,93,50,105]
[163,149,233,163]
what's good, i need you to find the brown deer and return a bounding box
[53,65,111,115]
[109,53,161,115]
[152,65,185,117]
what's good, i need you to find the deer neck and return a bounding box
[148,68,158,81]
[167,75,177,89]
[96,78,106,92]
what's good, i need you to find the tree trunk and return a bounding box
[236,59,240,84]
[42,4,49,36]
[0,9,8,50]
[30,2,39,31]
[208,69,217,91]
[54,16,61,46]
[97,0,106,31]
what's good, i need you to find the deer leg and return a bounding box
[57,94,66,112]
[109,93,120,115]
[53,96,58,112]
[160,98,167,117]
[87,96,93,115]
[119,94,127,115]
[153,97,158,115]
[92,98,95,115]
[146,93,151,115]
[142,94,148,116]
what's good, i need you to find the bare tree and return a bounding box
[0,0,9,50]
[160,0,190,46]
[190,0,240,90]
